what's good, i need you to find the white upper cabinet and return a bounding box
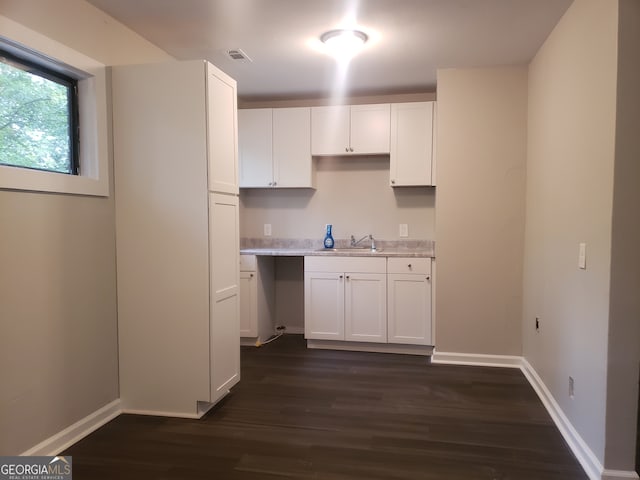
[390,101,435,187]
[273,107,313,187]
[350,104,391,154]
[239,109,272,187]
[311,104,390,156]
[207,63,239,194]
[239,107,313,188]
[310,105,350,155]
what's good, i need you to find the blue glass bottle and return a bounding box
[323,224,335,248]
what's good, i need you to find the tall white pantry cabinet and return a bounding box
[112,60,240,418]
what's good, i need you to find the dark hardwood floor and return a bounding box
[64,335,587,479]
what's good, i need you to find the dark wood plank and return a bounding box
[64,335,588,479]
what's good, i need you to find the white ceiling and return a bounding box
[87,0,573,100]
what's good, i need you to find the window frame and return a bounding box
[0,14,110,197]
[0,46,81,176]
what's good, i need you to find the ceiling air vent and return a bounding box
[225,48,252,63]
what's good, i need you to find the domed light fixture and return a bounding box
[320,29,368,60]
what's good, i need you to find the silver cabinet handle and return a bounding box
[345,147,349,152]
[272,181,277,187]
[349,147,354,152]
[268,182,273,186]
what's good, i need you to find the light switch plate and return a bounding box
[578,242,586,269]
[399,224,409,238]
[264,224,272,236]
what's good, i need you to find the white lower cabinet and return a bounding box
[240,254,275,344]
[345,273,387,342]
[304,271,345,340]
[304,256,433,348]
[304,257,387,343]
[387,258,432,345]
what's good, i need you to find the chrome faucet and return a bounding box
[350,234,376,251]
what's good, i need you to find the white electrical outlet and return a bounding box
[578,242,586,269]
[399,224,409,238]
[569,376,575,398]
[264,224,272,236]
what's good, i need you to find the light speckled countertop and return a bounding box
[240,238,435,258]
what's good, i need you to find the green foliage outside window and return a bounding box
[0,58,75,174]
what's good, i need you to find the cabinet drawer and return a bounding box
[305,256,386,274]
[240,254,257,271]
[387,257,431,275]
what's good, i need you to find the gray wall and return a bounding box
[523,0,627,467]
[434,67,528,356]
[0,0,171,455]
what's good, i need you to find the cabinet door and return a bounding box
[390,102,434,186]
[344,273,387,343]
[387,273,432,345]
[350,104,391,154]
[304,271,344,340]
[209,193,240,402]
[238,109,273,187]
[240,271,257,337]
[207,63,238,194]
[311,105,350,155]
[273,107,313,187]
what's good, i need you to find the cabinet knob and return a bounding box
[268,182,273,186]
[250,273,254,278]
[272,181,277,187]
[391,179,395,184]
[339,275,343,279]
[408,264,412,269]
[349,147,354,152]
[426,275,431,281]
[345,147,349,153]
[346,275,350,280]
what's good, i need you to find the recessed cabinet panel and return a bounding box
[350,104,391,154]
[210,290,240,401]
[304,272,345,340]
[273,107,312,187]
[239,271,257,337]
[344,273,387,343]
[238,109,273,187]
[390,101,434,187]
[207,64,238,194]
[311,105,350,155]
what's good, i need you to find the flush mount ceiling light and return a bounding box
[320,29,368,60]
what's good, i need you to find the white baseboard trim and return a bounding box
[520,358,604,480]
[21,399,121,456]
[431,350,522,368]
[602,470,640,480]
[120,408,201,419]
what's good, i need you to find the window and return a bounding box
[0,48,79,175]
[0,19,109,197]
